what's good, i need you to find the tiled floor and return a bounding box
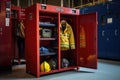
[0,59,120,80]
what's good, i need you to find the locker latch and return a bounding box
[115,29,118,36]
[102,30,105,36]
[0,27,2,31]
[72,9,76,13]
[41,4,46,10]
[0,27,2,35]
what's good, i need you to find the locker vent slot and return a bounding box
[41,4,46,10]
[72,9,76,13]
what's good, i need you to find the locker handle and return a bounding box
[0,27,2,35]
[0,27,2,31]
[115,29,117,36]
[102,30,105,36]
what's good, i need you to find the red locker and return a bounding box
[0,0,12,71]
[0,0,25,71]
[25,3,98,77]
[11,5,26,64]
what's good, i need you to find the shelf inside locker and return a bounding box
[40,69,59,75]
[39,22,56,27]
[60,66,77,71]
[40,66,77,75]
[11,18,18,19]
[40,16,58,19]
[40,52,56,56]
[40,38,56,40]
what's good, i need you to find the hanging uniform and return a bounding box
[60,21,75,51]
[16,20,25,59]
[16,20,25,38]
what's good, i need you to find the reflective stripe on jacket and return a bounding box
[60,22,75,51]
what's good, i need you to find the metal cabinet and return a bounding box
[0,1,97,75]
[25,3,98,77]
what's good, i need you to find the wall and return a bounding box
[47,0,61,6]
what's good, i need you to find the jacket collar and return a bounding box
[60,22,70,33]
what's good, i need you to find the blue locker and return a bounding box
[80,0,120,60]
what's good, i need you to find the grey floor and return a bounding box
[0,59,120,80]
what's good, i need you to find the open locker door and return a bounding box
[77,12,98,69]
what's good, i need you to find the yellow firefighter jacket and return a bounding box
[60,22,75,51]
[19,21,25,38]
[16,21,25,38]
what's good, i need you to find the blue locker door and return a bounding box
[106,29,115,59]
[99,29,114,59]
[105,28,120,60]
[113,28,120,60]
[98,28,108,58]
[113,13,120,60]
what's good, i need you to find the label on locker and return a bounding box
[107,18,112,24]
[6,11,10,18]
[6,1,11,11]
[5,18,10,26]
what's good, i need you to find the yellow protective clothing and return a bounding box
[80,26,86,48]
[60,21,75,51]
[40,61,51,72]
[16,20,25,38]
[19,21,25,38]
